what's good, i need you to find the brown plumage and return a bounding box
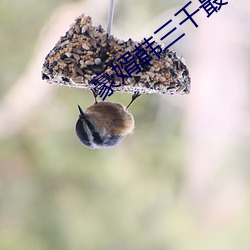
[85,102,134,136]
[75,101,135,149]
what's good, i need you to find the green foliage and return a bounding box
[0,0,70,98]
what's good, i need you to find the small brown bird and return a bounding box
[75,91,140,149]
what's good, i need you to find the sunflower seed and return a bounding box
[82,43,90,50]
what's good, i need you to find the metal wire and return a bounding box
[107,0,115,34]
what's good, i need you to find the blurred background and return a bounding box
[1,0,250,249]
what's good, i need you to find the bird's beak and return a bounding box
[77,105,86,119]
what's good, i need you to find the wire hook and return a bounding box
[107,0,115,35]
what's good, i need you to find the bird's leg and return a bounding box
[91,89,98,104]
[126,92,141,110]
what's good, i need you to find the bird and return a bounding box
[75,91,140,149]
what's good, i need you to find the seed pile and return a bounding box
[42,14,190,95]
